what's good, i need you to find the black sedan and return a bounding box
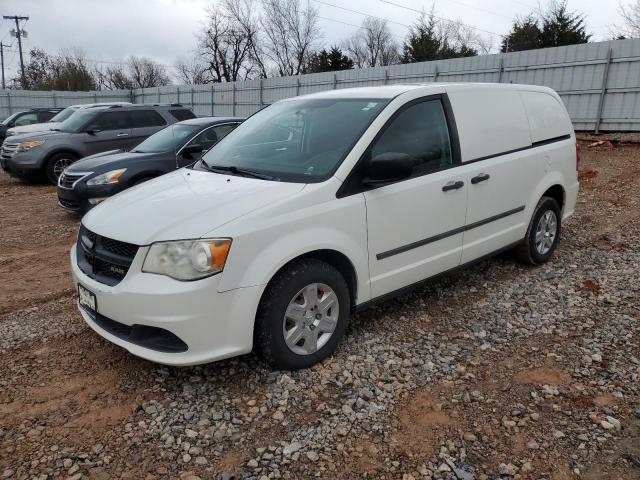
[57,116,242,212]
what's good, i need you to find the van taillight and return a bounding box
[576,143,581,171]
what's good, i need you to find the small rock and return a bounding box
[553,430,565,438]
[182,453,192,463]
[195,457,208,465]
[283,442,303,456]
[306,451,319,461]
[527,439,540,450]
[463,432,477,442]
[605,416,621,430]
[247,459,259,468]
[2,470,14,479]
[498,463,517,476]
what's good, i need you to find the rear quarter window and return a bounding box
[130,110,167,127]
[169,109,196,121]
[519,91,572,143]
[447,88,531,162]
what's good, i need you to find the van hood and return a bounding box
[82,168,305,245]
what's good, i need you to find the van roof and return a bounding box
[291,83,555,100]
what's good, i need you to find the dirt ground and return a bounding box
[0,139,639,480]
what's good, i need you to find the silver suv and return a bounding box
[4,102,132,139]
[1,104,195,184]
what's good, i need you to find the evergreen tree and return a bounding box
[501,16,542,52]
[401,12,478,63]
[305,46,353,73]
[540,0,591,47]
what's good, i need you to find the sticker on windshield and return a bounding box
[361,102,379,111]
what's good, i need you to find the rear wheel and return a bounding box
[255,259,350,370]
[515,196,561,265]
[45,153,77,185]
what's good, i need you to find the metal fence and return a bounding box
[2,38,640,132]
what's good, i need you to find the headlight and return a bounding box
[142,238,231,281]
[16,140,45,152]
[86,168,127,186]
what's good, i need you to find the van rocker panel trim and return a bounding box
[376,205,526,260]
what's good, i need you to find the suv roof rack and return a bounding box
[102,103,187,109]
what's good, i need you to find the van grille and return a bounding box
[77,225,139,286]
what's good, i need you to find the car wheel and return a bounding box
[255,258,350,370]
[45,153,77,185]
[515,196,561,265]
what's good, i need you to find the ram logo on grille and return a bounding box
[108,265,126,276]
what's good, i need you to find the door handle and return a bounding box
[471,173,490,184]
[116,132,129,137]
[442,180,464,192]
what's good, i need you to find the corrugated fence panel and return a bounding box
[2,39,640,130]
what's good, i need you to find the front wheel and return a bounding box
[515,196,561,265]
[45,153,77,185]
[255,259,350,370]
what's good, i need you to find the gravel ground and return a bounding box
[0,141,639,480]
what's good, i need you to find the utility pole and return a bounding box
[3,15,29,88]
[0,42,10,90]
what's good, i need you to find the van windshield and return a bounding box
[199,98,389,182]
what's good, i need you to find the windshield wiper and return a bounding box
[203,163,277,181]
[50,128,62,131]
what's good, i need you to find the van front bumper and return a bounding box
[70,244,263,366]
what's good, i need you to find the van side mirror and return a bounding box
[181,144,204,158]
[363,152,413,187]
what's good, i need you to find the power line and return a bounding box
[312,0,412,29]
[379,0,503,37]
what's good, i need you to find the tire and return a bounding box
[255,258,351,370]
[45,152,77,185]
[515,196,562,265]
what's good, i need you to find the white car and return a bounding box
[71,83,579,369]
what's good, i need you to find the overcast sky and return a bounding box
[0,0,626,82]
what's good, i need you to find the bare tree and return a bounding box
[127,56,171,88]
[620,0,640,37]
[174,57,212,85]
[197,2,259,82]
[260,0,321,76]
[440,19,491,55]
[95,64,133,90]
[95,56,170,90]
[225,0,268,78]
[345,18,399,68]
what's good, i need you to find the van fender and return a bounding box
[218,227,370,304]
[526,170,566,222]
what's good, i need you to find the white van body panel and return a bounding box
[70,83,578,366]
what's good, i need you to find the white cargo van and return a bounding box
[71,83,579,369]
